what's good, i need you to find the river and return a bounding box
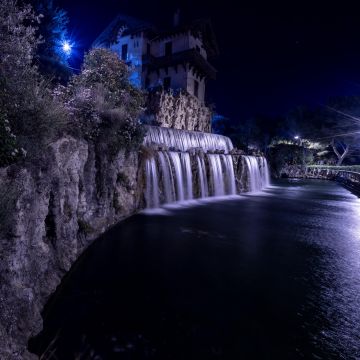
[31,180,360,359]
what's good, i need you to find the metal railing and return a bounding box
[305,166,360,182]
[337,170,360,184]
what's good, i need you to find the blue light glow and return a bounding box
[62,41,72,55]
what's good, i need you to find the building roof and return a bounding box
[92,14,155,48]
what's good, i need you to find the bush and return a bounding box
[56,48,145,152]
[0,0,69,164]
[268,144,311,176]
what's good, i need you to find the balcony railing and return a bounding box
[142,49,217,79]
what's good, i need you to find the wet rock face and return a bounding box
[0,137,142,359]
[147,91,212,132]
[232,155,250,193]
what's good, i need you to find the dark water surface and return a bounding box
[32,180,360,359]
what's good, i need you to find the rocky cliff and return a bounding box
[146,90,212,132]
[0,137,143,359]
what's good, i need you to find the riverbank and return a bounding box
[0,136,142,359]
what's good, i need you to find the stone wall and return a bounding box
[0,137,143,359]
[146,90,212,132]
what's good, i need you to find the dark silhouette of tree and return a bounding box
[25,0,72,82]
[316,97,360,165]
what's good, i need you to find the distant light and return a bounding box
[62,41,72,55]
[294,135,300,140]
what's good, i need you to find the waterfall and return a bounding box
[196,155,209,198]
[145,157,159,208]
[223,155,236,195]
[143,127,270,208]
[144,125,233,153]
[181,153,193,200]
[208,154,225,196]
[158,152,174,203]
[243,155,270,192]
[168,152,185,202]
[260,156,270,187]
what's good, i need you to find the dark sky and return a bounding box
[59,0,360,121]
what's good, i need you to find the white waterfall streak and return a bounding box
[243,156,271,192]
[158,152,174,203]
[181,153,193,200]
[145,157,159,208]
[222,155,236,195]
[208,154,225,196]
[260,157,271,187]
[168,152,185,202]
[196,155,209,198]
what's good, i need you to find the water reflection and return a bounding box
[30,180,360,359]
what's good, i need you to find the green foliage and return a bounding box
[24,0,72,81]
[57,48,145,153]
[0,0,68,164]
[280,98,360,165]
[30,0,69,60]
[212,114,271,152]
[0,0,39,114]
[268,144,312,176]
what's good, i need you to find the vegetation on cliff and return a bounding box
[55,48,145,156]
[0,0,145,168]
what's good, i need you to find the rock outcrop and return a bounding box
[146,90,212,132]
[0,137,143,359]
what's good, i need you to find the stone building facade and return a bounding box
[93,13,218,132]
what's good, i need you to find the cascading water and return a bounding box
[144,127,270,208]
[243,155,270,192]
[144,125,233,153]
[259,156,270,187]
[145,157,159,208]
[181,153,193,200]
[196,155,209,198]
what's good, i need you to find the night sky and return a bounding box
[59,0,360,121]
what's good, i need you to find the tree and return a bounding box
[318,97,360,165]
[0,0,40,102]
[57,48,145,153]
[0,0,67,164]
[25,0,72,81]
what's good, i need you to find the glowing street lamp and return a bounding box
[294,135,300,140]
